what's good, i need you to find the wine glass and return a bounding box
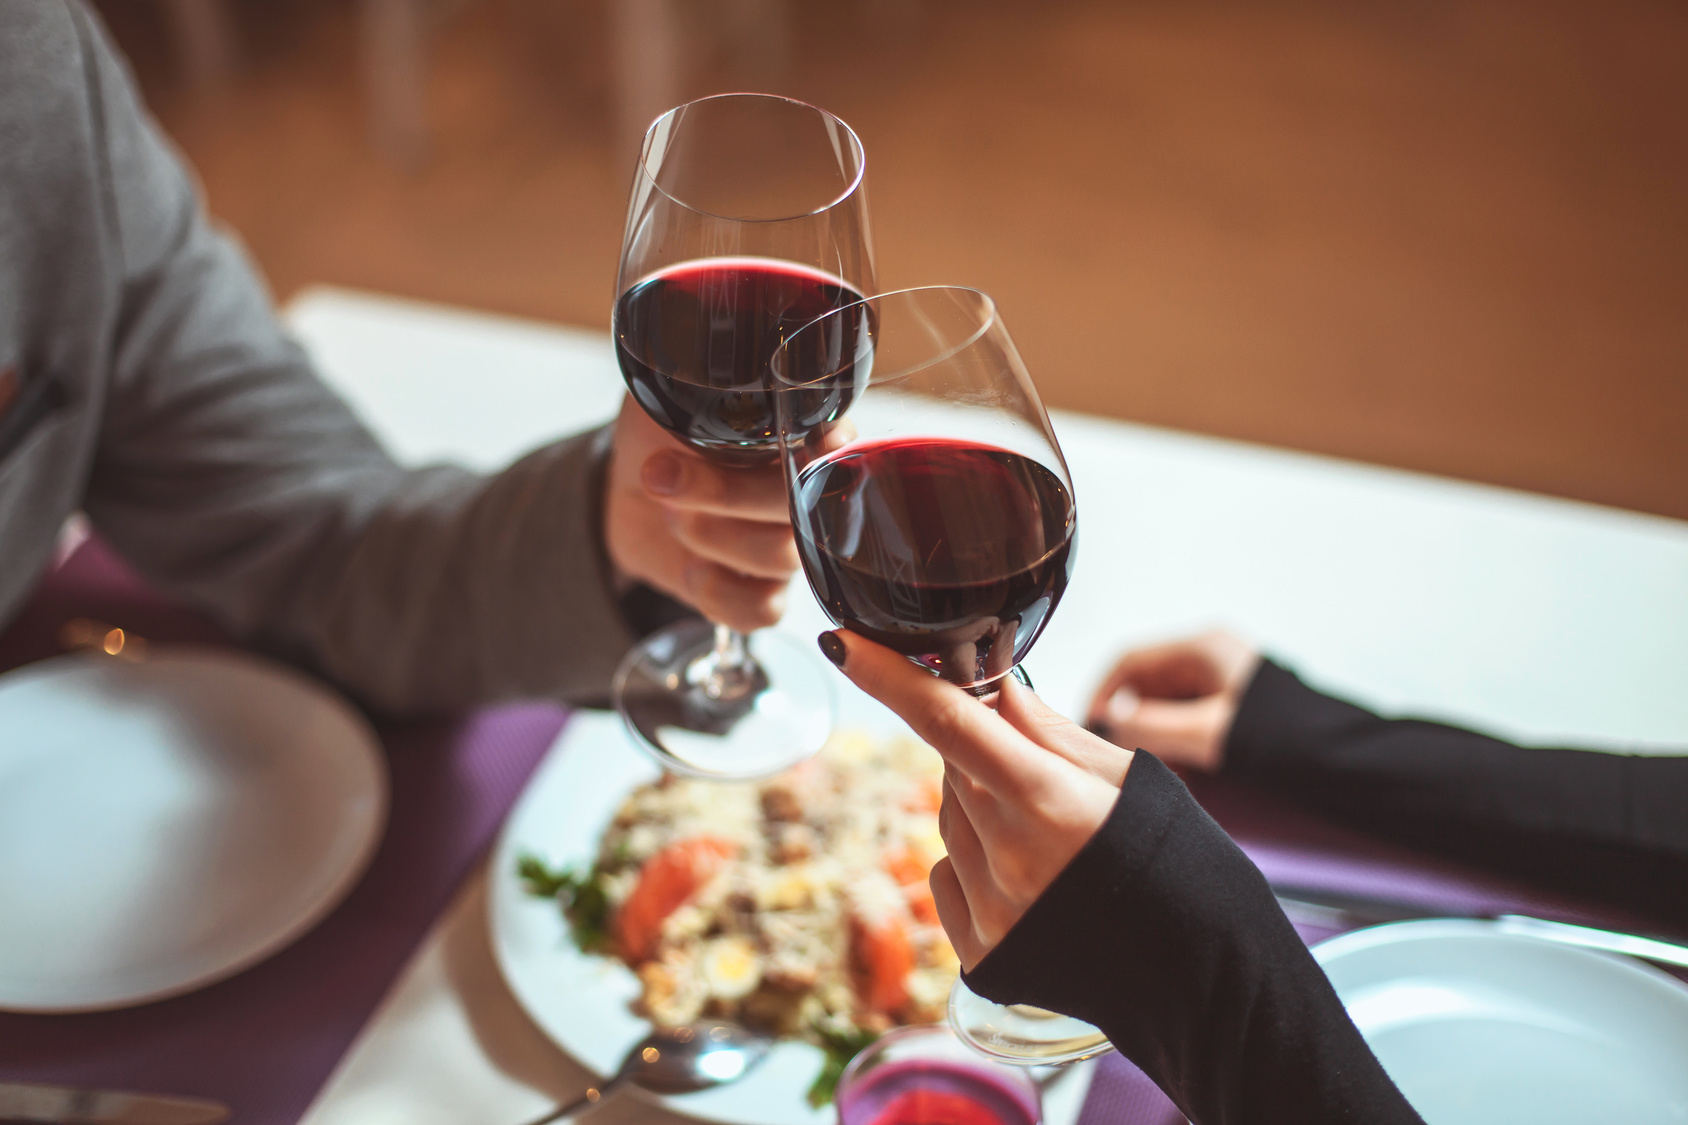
[610,93,876,780]
[771,286,1113,1064]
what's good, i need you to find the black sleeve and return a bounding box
[1226,661,1688,922]
[965,754,1424,1125]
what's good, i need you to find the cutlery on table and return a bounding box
[1491,913,1688,970]
[1274,889,1688,970]
[517,1020,772,1125]
[0,1081,228,1125]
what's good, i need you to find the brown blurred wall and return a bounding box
[97,0,1688,520]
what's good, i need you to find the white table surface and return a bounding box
[283,285,1688,1125]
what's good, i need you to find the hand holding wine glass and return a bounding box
[608,93,875,779]
[817,628,1132,968]
[773,285,1111,1063]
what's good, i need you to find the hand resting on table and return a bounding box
[1085,630,1261,774]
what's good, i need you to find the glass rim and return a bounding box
[836,1022,1043,1106]
[638,92,868,224]
[769,285,1000,389]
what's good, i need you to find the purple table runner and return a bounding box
[0,538,568,1124]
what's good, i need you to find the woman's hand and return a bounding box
[1084,631,1261,773]
[604,398,800,633]
[820,630,1131,970]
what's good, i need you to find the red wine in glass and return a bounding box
[614,256,868,466]
[792,436,1076,688]
[837,1058,1041,1125]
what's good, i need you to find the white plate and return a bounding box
[1314,919,1688,1124]
[0,648,388,1012]
[490,683,913,1125]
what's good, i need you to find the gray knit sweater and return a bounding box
[0,0,637,713]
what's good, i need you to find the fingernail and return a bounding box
[642,452,683,496]
[1111,686,1142,719]
[817,631,847,669]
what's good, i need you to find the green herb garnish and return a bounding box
[807,1025,881,1108]
[518,853,613,954]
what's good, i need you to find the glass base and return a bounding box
[613,619,836,780]
[949,977,1114,1065]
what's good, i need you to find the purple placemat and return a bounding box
[1072,767,1685,1124]
[0,537,568,1124]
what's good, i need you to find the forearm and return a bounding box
[1227,661,1688,860]
[966,755,1423,1125]
[91,415,636,714]
[1223,661,1688,921]
[247,426,636,713]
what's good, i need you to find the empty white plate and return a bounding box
[0,648,387,1012]
[1315,919,1688,1124]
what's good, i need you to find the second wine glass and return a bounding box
[772,286,1112,1065]
[610,93,876,779]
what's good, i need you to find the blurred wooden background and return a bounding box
[98,0,1688,521]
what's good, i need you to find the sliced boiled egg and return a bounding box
[700,935,762,1001]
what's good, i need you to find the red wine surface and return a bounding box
[793,437,1075,686]
[614,256,866,466]
[838,1059,1040,1125]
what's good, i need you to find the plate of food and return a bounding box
[488,707,958,1125]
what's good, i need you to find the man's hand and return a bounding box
[604,398,799,633]
[1084,630,1261,773]
[821,629,1128,970]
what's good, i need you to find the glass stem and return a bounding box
[713,623,748,672]
[686,624,761,702]
[964,664,1034,699]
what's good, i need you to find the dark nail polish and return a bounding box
[817,631,847,669]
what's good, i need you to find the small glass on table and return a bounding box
[837,1025,1042,1125]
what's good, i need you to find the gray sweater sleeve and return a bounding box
[65,3,638,713]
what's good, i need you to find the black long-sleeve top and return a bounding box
[1228,660,1688,927]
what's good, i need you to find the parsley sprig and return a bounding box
[807,1025,880,1108]
[517,853,613,954]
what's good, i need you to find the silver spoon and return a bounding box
[519,1022,773,1125]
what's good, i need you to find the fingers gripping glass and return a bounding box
[772,287,1112,1063]
[610,94,875,779]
